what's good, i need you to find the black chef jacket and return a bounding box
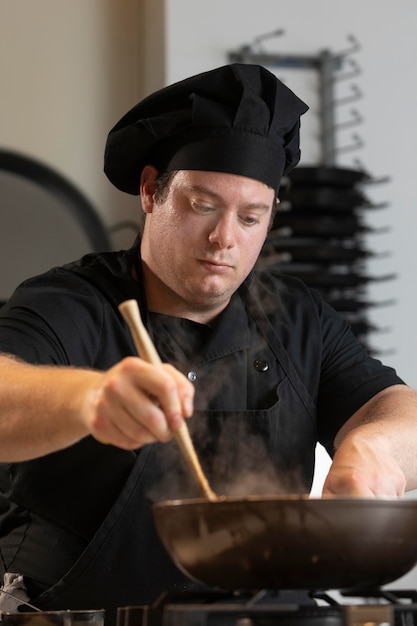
[0,245,404,622]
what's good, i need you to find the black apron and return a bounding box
[31,280,317,626]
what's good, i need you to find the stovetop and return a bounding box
[117,589,417,626]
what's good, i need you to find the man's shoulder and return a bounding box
[7,247,139,308]
[65,247,135,279]
[61,246,140,304]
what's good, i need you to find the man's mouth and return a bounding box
[199,258,233,273]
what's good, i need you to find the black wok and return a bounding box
[153,495,417,592]
[263,237,372,264]
[275,267,396,288]
[288,166,390,188]
[288,166,370,188]
[281,186,370,212]
[271,214,386,238]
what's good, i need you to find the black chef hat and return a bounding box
[104,63,308,195]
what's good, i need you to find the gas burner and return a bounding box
[117,589,417,626]
[117,591,334,626]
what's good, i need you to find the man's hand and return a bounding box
[85,357,195,450]
[321,384,417,497]
[0,353,194,461]
[322,431,406,497]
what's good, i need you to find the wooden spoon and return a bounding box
[118,299,217,501]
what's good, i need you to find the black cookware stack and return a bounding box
[261,165,395,354]
[229,34,396,354]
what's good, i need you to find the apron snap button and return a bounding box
[187,370,197,381]
[254,359,269,372]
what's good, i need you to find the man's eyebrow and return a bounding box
[188,184,222,199]
[188,184,271,211]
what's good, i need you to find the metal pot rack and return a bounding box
[228,33,395,355]
[228,32,363,165]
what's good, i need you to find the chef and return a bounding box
[0,63,417,624]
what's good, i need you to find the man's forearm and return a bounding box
[0,354,99,462]
[324,384,417,496]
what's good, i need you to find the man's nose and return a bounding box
[208,214,236,248]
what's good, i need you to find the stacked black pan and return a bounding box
[260,165,394,353]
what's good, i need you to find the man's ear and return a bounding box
[140,165,159,214]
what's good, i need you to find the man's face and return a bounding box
[140,168,274,322]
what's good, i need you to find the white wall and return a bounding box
[163,0,417,392]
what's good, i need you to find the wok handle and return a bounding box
[118,299,217,502]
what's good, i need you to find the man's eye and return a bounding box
[241,215,260,226]
[192,202,214,214]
